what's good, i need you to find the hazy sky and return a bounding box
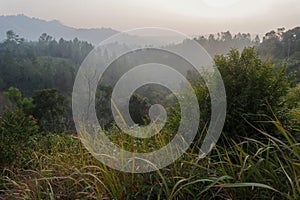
[0,0,299,35]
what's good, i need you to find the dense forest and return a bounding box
[0,31,93,96]
[0,27,299,199]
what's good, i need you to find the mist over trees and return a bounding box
[0,27,299,129]
[0,25,299,199]
[0,31,93,96]
[194,31,258,57]
[257,27,300,81]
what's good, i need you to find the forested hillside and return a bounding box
[0,27,299,199]
[0,31,93,96]
[257,27,300,81]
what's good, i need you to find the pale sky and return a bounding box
[0,0,299,35]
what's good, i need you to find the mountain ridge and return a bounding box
[0,14,119,44]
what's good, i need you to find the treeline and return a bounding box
[194,31,259,57]
[1,46,299,166]
[0,29,299,199]
[193,27,300,81]
[257,27,300,81]
[1,28,300,98]
[0,28,300,131]
[258,27,300,59]
[0,31,93,96]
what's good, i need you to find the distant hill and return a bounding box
[0,14,186,46]
[0,14,118,44]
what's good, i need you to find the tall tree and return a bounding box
[32,89,67,132]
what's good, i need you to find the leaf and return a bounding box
[214,182,279,192]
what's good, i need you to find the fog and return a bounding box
[1,0,299,35]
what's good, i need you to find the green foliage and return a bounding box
[0,31,93,96]
[95,86,113,127]
[214,47,291,136]
[129,94,151,125]
[0,30,300,199]
[3,87,22,105]
[257,27,300,82]
[35,56,76,94]
[258,27,300,60]
[0,116,299,199]
[5,30,24,44]
[285,84,300,109]
[283,84,300,132]
[195,31,257,57]
[35,33,93,65]
[96,86,152,128]
[165,80,210,140]
[32,89,67,132]
[0,108,39,167]
[4,87,34,114]
[3,87,69,133]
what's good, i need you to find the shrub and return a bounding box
[0,108,39,167]
[214,47,291,136]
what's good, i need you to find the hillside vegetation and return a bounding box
[0,28,299,199]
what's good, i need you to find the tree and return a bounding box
[129,94,151,126]
[96,86,151,128]
[95,85,114,128]
[253,35,260,46]
[195,31,255,57]
[4,87,34,115]
[214,47,291,136]
[6,30,24,44]
[32,89,67,132]
[39,33,53,43]
[221,31,232,42]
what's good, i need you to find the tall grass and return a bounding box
[0,117,299,199]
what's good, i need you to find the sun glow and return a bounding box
[133,0,250,19]
[202,0,241,8]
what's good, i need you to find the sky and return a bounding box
[0,0,299,35]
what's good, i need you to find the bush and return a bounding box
[285,84,300,109]
[32,88,67,132]
[214,47,291,136]
[0,108,39,167]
